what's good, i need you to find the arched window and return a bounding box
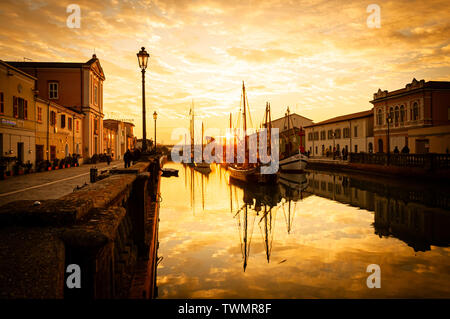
[412,102,419,121]
[394,106,399,125]
[389,107,394,122]
[377,109,383,125]
[400,105,405,123]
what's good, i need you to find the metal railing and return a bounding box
[349,153,450,170]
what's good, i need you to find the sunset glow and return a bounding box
[1,0,449,143]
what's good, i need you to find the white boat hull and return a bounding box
[279,152,308,172]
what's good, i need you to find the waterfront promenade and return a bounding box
[0,156,161,299]
[0,160,122,207]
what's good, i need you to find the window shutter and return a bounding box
[24,100,28,119]
[13,96,18,118]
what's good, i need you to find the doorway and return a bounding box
[17,142,24,163]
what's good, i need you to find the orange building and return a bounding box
[371,79,450,153]
[7,54,105,160]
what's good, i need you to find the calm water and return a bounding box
[157,162,450,298]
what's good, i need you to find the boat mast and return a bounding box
[242,81,247,165]
[201,121,204,162]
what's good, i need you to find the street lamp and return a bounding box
[153,111,158,153]
[386,112,393,165]
[137,47,150,152]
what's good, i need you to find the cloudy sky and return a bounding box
[1,0,449,142]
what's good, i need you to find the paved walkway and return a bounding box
[0,160,124,206]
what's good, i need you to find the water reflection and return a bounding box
[158,163,450,298]
[306,170,450,252]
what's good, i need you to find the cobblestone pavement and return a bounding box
[0,160,124,206]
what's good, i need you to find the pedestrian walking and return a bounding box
[124,149,131,168]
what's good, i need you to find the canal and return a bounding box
[157,162,450,298]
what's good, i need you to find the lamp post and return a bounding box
[137,47,150,153]
[386,112,393,165]
[153,111,157,153]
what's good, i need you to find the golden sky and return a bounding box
[1,0,450,142]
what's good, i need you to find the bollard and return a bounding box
[90,167,98,183]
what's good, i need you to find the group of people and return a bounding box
[123,148,142,168]
[393,145,410,154]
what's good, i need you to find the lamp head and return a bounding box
[137,47,150,70]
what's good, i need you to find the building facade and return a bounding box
[35,97,83,162]
[104,119,127,160]
[7,54,106,159]
[305,110,374,157]
[0,61,37,170]
[370,79,450,153]
[124,122,136,151]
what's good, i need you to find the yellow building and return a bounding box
[35,98,83,163]
[0,61,37,173]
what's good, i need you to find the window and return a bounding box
[76,120,79,133]
[49,82,59,99]
[395,106,399,124]
[354,126,358,137]
[377,109,383,125]
[334,129,341,139]
[0,92,4,114]
[37,107,42,122]
[343,128,350,138]
[308,132,313,141]
[61,114,66,128]
[354,145,358,153]
[13,97,27,119]
[400,105,405,123]
[320,131,326,140]
[50,111,56,126]
[328,130,333,139]
[94,119,99,135]
[313,132,319,141]
[68,118,72,130]
[389,107,394,122]
[94,85,98,105]
[412,102,419,121]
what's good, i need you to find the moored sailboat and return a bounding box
[279,107,308,172]
[228,82,277,183]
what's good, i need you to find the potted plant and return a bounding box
[52,158,60,170]
[24,161,33,174]
[59,158,65,169]
[13,161,24,176]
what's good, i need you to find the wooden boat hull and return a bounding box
[279,152,308,172]
[194,162,211,174]
[228,165,278,183]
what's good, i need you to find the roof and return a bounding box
[271,112,313,122]
[5,54,105,80]
[304,109,373,128]
[0,60,37,80]
[371,79,450,102]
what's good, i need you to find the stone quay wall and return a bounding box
[0,157,161,299]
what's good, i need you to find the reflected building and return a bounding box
[306,170,450,252]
